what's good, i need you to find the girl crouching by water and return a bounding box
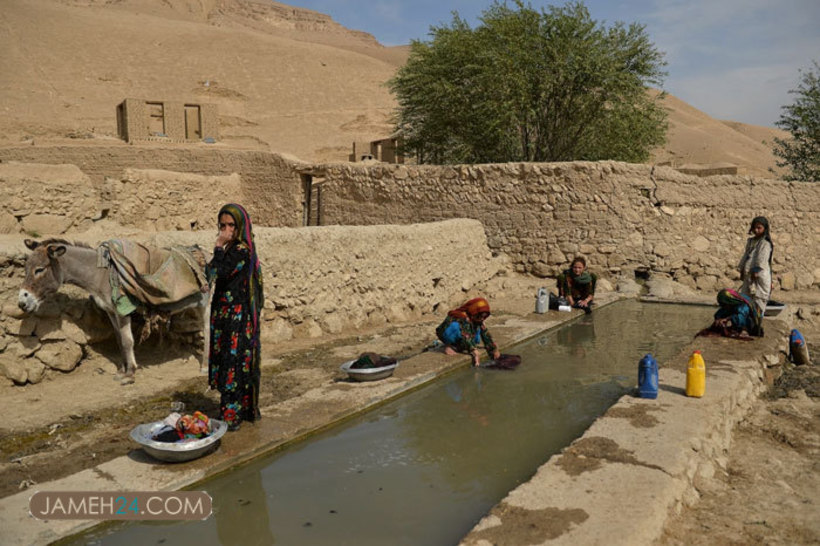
[436,297,501,367]
[557,256,597,313]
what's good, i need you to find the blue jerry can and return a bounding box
[638,353,658,399]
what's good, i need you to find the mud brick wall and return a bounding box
[0,220,505,385]
[315,161,820,291]
[0,146,307,228]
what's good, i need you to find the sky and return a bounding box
[287,0,820,127]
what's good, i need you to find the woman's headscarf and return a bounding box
[448,297,491,321]
[567,257,593,285]
[218,203,264,340]
[749,216,774,266]
[568,269,593,285]
[717,288,762,333]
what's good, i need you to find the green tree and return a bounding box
[389,1,668,164]
[772,61,820,181]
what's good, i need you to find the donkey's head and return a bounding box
[18,239,67,313]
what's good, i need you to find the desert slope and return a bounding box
[0,0,399,161]
[0,0,788,174]
[651,92,788,177]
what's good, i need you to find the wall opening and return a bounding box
[184,105,201,140]
[116,102,127,141]
[146,102,165,136]
[302,174,324,226]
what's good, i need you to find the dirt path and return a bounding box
[659,346,820,545]
[0,320,438,499]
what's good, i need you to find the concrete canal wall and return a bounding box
[461,319,787,545]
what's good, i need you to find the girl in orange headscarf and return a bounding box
[436,297,501,366]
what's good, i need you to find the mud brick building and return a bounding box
[116,99,219,143]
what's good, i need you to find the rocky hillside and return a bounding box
[0,0,788,174]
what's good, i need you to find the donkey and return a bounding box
[18,239,209,384]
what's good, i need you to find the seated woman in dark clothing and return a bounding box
[701,288,764,338]
[557,256,597,312]
[436,297,501,367]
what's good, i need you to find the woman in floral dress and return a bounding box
[207,203,263,431]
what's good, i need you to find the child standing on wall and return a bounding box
[738,216,773,315]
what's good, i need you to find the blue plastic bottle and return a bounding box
[789,329,811,366]
[638,353,658,399]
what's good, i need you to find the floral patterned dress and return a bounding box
[207,242,260,428]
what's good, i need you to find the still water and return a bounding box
[79,301,711,546]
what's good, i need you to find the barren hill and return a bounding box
[0,0,788,175]
[650,91,788,177]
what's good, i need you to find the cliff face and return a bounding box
[211,0,380,42]
[58,0,378,40]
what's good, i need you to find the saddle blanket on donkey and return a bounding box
[97,239,208,316]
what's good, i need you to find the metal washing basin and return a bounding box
[130,419,227,463]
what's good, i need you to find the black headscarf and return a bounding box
[748,216,773,266]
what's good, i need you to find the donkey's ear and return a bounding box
[46,245,67,259]
[24,239,40,250]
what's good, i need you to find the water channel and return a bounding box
[78,301,712,545]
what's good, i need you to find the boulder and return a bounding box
[12,338,41,358]
[691,236,710,253]
[0,354,28,384]
[0,211,19,234]
[319,313,344,335]
[1,304,28,320]
[531,262,551,278]
[385,304,407,324]
[36,317,67,340]
[616,277,642,296]
[654,242,671,258]
[646,278,676,299]
[21,213,73,236]
[265,318,293,342]
[292,319,323,339]
[780,271,795,291]
[25,359,47,384]
[674,273,698,291]
[696,275,719,292]
[796,272,814,290]
[548,250,567,265]
[35,340,83,372]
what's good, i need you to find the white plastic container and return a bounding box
[558,305,572,312]
[535,288,549,314]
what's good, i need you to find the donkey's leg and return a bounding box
[106,311,137,384]
[102,310,126,376]
[116,314,138,383]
